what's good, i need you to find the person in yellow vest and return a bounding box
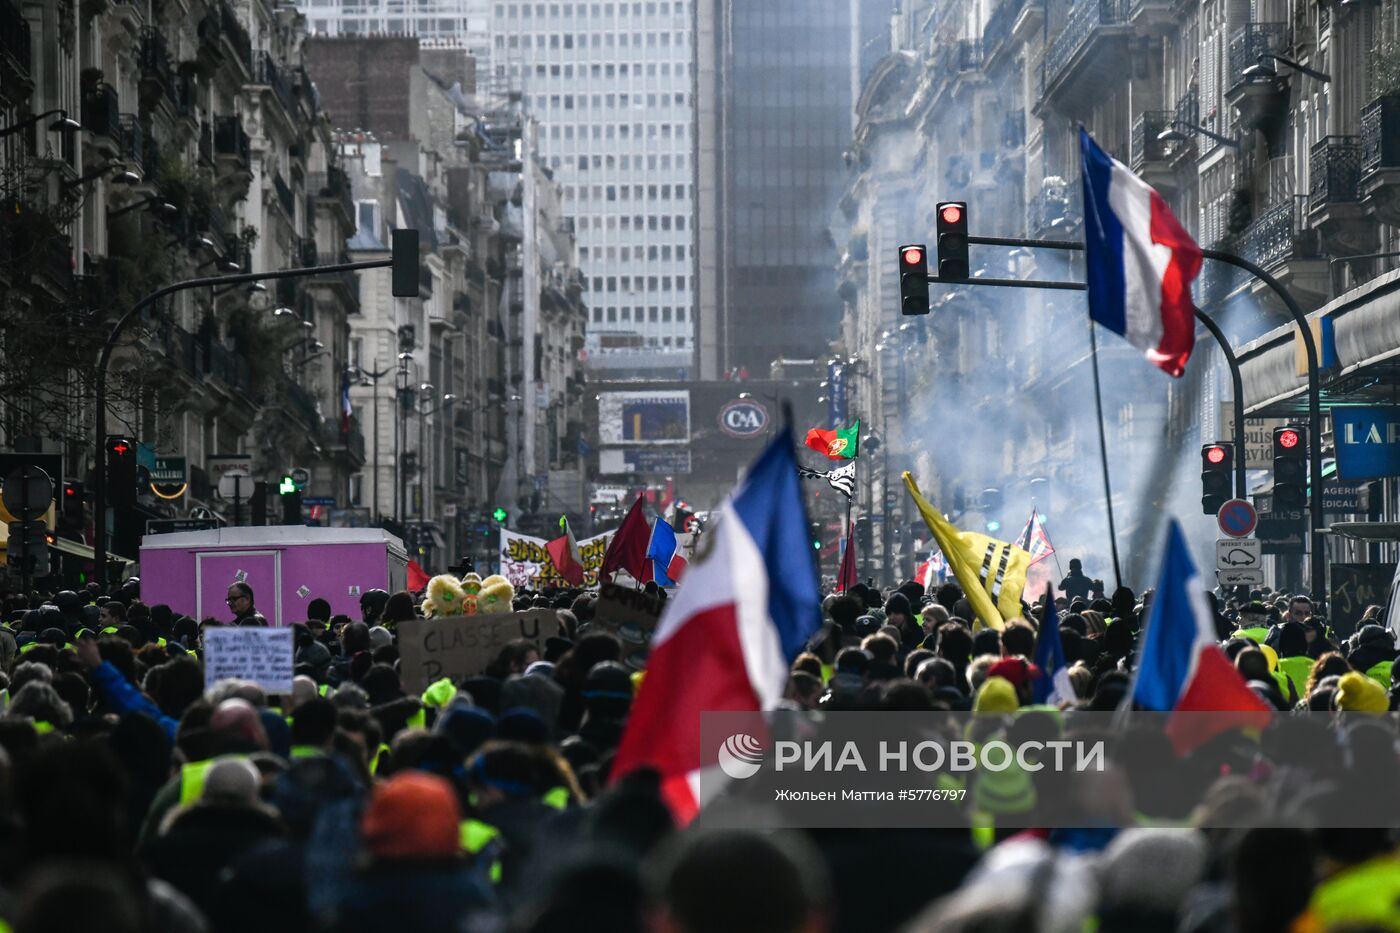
[1267,621,1316,704]
[287,696,338,759]
[1346,624,1398,690]
[1230,601,1273,644]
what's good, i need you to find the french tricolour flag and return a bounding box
[611,428,822,822]
[1081,128,1201,377]
[647,516,688,587]
[1128,520,1269,751]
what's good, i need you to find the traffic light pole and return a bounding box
[1191,308,1248,502]
[922,233,1324,601]
[93,257,399,587]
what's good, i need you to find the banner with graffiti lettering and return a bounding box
[498,528,612,589]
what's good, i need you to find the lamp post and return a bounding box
[0,109,80,139]
[92,236,420,584]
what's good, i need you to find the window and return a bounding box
[350,474,364,506]
[606,307,617,322]
[662,307,672,322]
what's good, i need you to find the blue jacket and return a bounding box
[90,661,179,739]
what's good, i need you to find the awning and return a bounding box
[428,526,447,551]
[1328,522,1400,542]
[1239,267,1400,417]
[49,536,135,567]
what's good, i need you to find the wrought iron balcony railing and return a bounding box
[1309,135,1362,206]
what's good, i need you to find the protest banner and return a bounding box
[397,608,565,693]
[592,581,664,670]
[498,528,611,589]
[203,626,295,693]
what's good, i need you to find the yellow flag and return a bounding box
[903,472,1031,630]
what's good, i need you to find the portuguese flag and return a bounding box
[804,420,860,460]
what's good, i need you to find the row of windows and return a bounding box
[499,2,689,19]
[537,90,688,110]
[579,244,689,261]
[496,31,688,50]
[565,183,693,204]
[542,145,686,175]
[588,274,691,292]
[574,214,688,232]
[308,17,464,32]
[591,305,688,323]
[592,329,691,350]
[532,64,689,85]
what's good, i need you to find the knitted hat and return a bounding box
[1336,671,1388,714]
[974,676,1019,713]
[361,772,461,861]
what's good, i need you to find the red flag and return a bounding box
[546,517,586,586]
[407,559,430,593]
[836,519,857,592]
[600,495,652,583]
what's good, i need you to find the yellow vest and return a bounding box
[459,819,503,884]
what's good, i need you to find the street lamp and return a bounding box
[62,161,141,189]
[1241,53,1331,82]
[1156,120,1241,150]
[109,196,179,220]
[0,109,81,139]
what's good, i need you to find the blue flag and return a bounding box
[1032,586,1071,705]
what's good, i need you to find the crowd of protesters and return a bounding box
[0,568,1394,933]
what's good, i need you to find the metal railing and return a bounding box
[1361,95,1400,175]
[253,51,297,117]
[198,120,213,165]
[284,379,322,428]
[139,28,175,101]
[1043,0,1126,92]
[1027,186,1081,236]
[983,0,1030,55]
[213,115,250,167]
[1226,22,1288,94]
[1174,84,1199,131]
[1130,110,1174,169]
[273,170,295,218]
[209,342,253,395]
[1241,195,1309,270]
[0,0,30,80]
[308,168,354,221]
[1309,135,1362,205]
[116,114,144,170]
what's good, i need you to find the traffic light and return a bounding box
[250,480,269,526]
[492,506,509,524]
[898,244,930,315]
[105,436,137,508]
[982,486,1003,533]
[809,521,822,551]
[935,201,969,281]
[1272,426,1307,510]
[279,474,303,525]
[391,228,420,298]
[1200,442,1233,514]
[854,516,872,551]
[6,520,48,577]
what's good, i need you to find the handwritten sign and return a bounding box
[592,582,664,670]
[498,528,611,589]
[1329,563,1393,638]
[397,609,564,693]
[203,627,295,693]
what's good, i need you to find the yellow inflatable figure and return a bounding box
[477,574,515,614]
[459,573,483,615]
[422,574,468,618]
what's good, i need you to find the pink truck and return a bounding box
[139,527,409,625]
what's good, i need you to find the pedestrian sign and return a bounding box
[1216,498,1257,538]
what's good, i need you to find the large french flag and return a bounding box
[611,428,822,821]
[1128,520,1269,750]
[1080,128,1201,377]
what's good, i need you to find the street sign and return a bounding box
[1256,510,1307,554]
[1320,480,1362,513]
[146,518,220,535]
[290,467,311,489]
[2,466,53,520]
[207,454,252,481]
[1216,499,1257,538]
[443,503,458,518]
[0,454,61,502]
[1216,537,1261,572]
[1217,568,1265,586]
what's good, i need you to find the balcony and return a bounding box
[198,1,253,75]
[1037,0,1130,113]
[983,0,1043,62]
[1166,85,1201,163]
[283,379,322,430]
[308,168,355,229]
[208,342,254,397]
[1237,196,1328,304]
[1310,135,1372,255]
[1223,22,1288,132]
[0,0,32,104]
[309,251,360,313]
[82,83,120,143]
[138,28,176,107]
[1360,95,1400,226]
[321,415,366,464]
[1027,183,1081,238]
[214,115,251,173]
[251,51,297,122]
[1130,110,1173,169]
[116,114,144,173]
[198,120,213,166]
[272,170,295,218]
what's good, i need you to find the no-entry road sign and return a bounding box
[1217,498,1257,538]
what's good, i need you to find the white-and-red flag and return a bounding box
[1016,508,1055,567]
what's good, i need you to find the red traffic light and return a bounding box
[1205,446,1227,465]
[1277,429,1300,449]
[107,439,131,457]
[940,204,963,225]
[901,246,924,266]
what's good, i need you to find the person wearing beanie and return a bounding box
[1336,671,1389,714]
[329,772,492,932]
[973,676,1019,714]
[1346,625,1397,688]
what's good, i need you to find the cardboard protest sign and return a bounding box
[592,582,664,670]
[397,608,564,693]
[203,626,295,693]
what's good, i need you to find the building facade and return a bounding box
[839,0,1400,591]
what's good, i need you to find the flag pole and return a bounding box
[1088,319,1124,591]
